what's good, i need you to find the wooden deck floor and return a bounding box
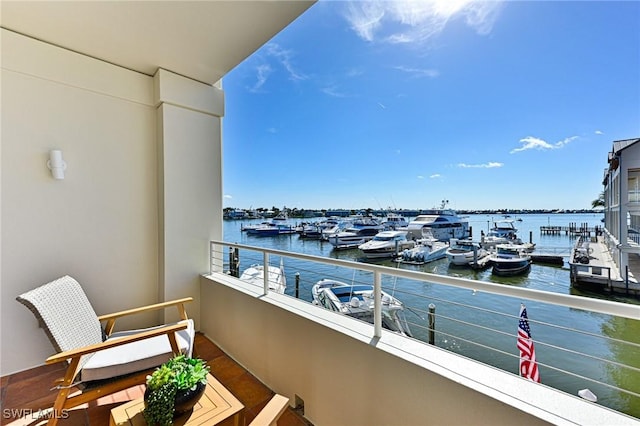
[0,333,311,426]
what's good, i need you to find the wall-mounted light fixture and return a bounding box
[47,150,66,180]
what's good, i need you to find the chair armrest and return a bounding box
[249,394,289,426]
[98,297,193,335]
[98,297,193,321]
[45,322,188,365]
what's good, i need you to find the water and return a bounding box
[223,213,640,418]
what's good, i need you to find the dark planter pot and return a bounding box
[144,381,207,419]
[173,382,207,416]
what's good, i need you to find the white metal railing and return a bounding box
[211,240,638,319]
[209,240,640,418]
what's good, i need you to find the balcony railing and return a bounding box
[209,240,640,421]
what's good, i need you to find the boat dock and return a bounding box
[467,250,566,270]
[569,236,640,296]
[540,223,603,237]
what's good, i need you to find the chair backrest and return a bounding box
[249,394,289,426]
[17,275,103,353]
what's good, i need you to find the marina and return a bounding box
[235,212,638,295]
[223,212,640,419]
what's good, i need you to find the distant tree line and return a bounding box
[224,206,604,220]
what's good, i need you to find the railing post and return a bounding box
[228,246,239,277]
[263,252,270,294]
[295,272,300,298]
[374,271,382,338]
[210,242,225,274]
[428,303,436,345]
[234,248,240,277]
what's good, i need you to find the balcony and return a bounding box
[200,241,639,425]
[0,334,309,426]
[2,240,639,425]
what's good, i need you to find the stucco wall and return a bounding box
[1,30,224,375]
[200,274,639,426]
[200,275,545,426]
[1,29,158,374]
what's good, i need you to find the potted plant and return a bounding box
[143,354,210,426]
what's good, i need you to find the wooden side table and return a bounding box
[110,374,245,426]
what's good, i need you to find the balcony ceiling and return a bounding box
[0,1,315,85]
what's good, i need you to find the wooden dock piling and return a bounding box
[540,224,602,236]
[428,303,436,345]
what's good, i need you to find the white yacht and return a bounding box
[481,219,535,251]
[381,212,409,230]
[358,230,415,259]
[397,230,449,264]
[406,201,470,241]
[239,260,286,294]
[446,238,489,266]
[311,279,412,336]
[327,217,385,249]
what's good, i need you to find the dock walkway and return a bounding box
[569,236,640,296]
[540,223,603,237]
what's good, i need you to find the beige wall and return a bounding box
[1,30,223,375]
[155,69,224,324]
[200,274,638,426]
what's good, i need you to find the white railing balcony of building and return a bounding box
[209,240,640,421]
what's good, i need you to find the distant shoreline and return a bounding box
[224,208,603,220]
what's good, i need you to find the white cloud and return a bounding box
[249,43,307,92]
[511,136,579,153]
[430,173,442,178]
[224,195,233,199]
[343,0,503,45]
[266,43,308,81]
[394,66,440,78]
[345,1,385,42]
[595,130,604,135]
[417,175,425,179]
[322,85,349,97]
[457,162,503,168]
[249,64,272,92]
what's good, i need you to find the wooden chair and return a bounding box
[249,394,290,426]
[16,275,195,426]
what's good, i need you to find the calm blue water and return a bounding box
[223,213,640,418]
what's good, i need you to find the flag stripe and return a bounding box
[518,304,540,382]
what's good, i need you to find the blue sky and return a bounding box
[222,0,640,211]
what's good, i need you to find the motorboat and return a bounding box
[358,230,416,259]
[299,217,341,239]
[481,219,535,251]
[381,212,409,230]
[311,279,412,336]
[241,221,271,232]
[247,221,296,236]
[239,260,286,293]
[397,230,448,264]
[327,217,385,249]
[446,238,489,266]
[405,201,470,241]
[489,244,532,276]
[320,219,354,241]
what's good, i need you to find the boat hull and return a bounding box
[398,242,448,264]
[491,259,531,276]
[359,241,415,259]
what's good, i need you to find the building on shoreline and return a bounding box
[602,137,640,281]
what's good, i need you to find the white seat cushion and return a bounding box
[80,319,194,382]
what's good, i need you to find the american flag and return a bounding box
[518,304,540,382]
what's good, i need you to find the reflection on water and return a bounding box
[225,213,639,418]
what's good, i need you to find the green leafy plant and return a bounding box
[143,355,210,426]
